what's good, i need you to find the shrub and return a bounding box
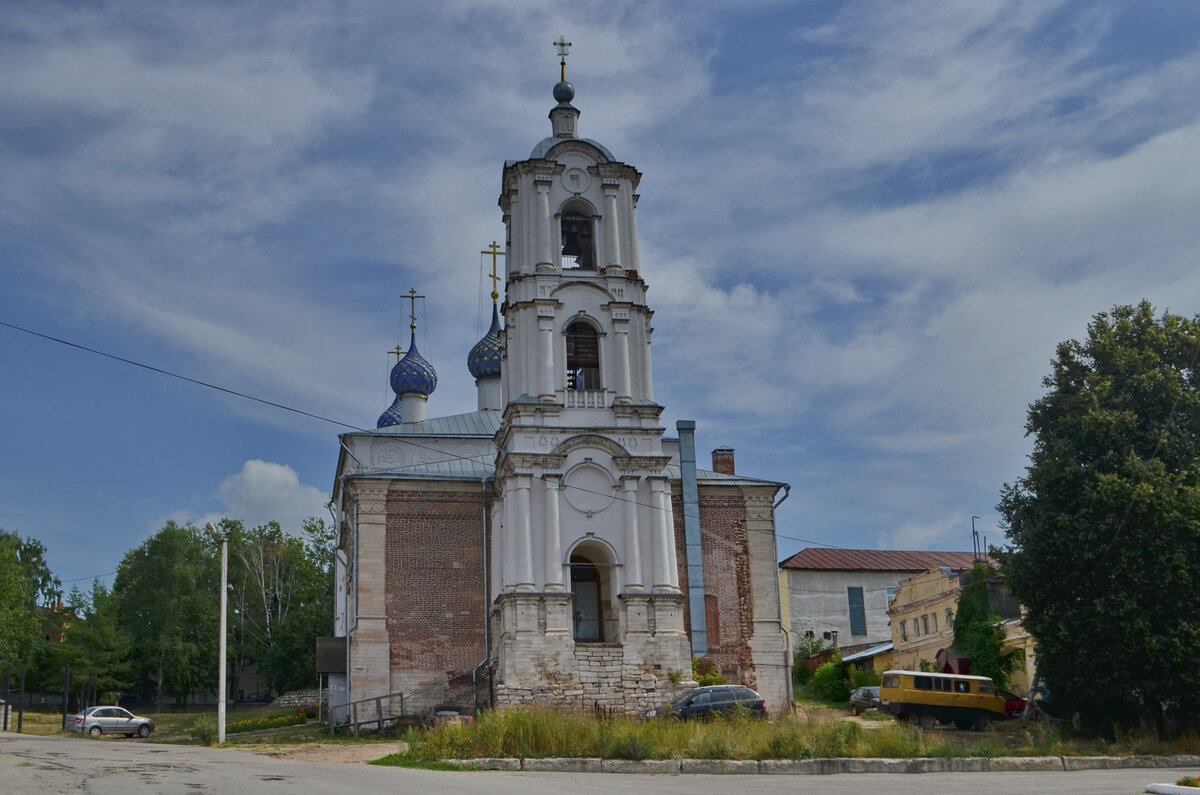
[807,660,850,703]
[848,664,881,689]
[189,717,217,746]
[692,657,725,687]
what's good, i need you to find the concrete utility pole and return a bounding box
[208,523,229,744]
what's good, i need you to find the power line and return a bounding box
[0,319,367,432]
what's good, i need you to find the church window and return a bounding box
[565,322,601,390]
[560,212,595,270]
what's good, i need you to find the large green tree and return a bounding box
[998,302,1200,733]
[114,522,218,709]
[227,518,333,694]
[58,581,133,704]
[0,529,61,683]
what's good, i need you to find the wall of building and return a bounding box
[385,482,488,711]
[784,569,901,648]
[888,568,963,671]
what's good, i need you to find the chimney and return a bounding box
[711,446,735,475]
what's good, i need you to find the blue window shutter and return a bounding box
[847,587,867,636]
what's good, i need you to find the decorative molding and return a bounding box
[551,434,630,459]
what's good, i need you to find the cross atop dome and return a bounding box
[554,36,572,81]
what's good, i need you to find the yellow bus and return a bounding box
[878,670,1008,731]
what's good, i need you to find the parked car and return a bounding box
[998,688,1027,719]
[69,706,155,738]
[655,685,767,720]
[850,686,881,715]
[421,704,473,728]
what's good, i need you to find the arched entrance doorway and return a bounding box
[569,543,615,643]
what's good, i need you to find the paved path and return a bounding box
[2,733,1196,794]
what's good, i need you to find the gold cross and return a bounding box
[554,36,572,81]
[481,241,505,301]
[387,344,405,360]
[404,288,424,332]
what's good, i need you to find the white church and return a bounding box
[330,45,790,717]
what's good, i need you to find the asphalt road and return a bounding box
[2,733,1195,794]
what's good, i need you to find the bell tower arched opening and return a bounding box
[565,321,601,390]
[560,201,596,270]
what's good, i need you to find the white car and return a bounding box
[69,706,155,738]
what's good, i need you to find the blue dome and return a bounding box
[390,333,438,397]
[467,305,503,379]
[553,80,575,103]
[376,394,404,428]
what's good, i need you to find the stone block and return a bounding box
[601,759,681,774]
[522,757,603,772]
[679,759,760,774]
[1061,756,1125,771]
[987,756,1064,772]
[465,758,521,771]
[758,759,819,774]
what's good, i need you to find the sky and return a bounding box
[2,1,1198,591]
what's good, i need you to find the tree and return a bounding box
[0,529,61,684]
[114,522,218,709]
[952,564,1017,690]
[58,581,133,704]
[998,302,1200,733]
[0,540,40,675]
[227,518,333,695]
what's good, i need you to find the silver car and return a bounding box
[69,706,155,738]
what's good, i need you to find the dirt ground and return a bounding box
[255,741,406,764]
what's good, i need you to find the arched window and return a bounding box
[560,212,595,270]
[565,321,600,390]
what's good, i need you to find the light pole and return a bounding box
[971,515,981,560]
[207,523,229,743]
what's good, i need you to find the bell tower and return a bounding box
[489,41,690,711]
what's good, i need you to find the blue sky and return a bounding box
[2,1,1198,590]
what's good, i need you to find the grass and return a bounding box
[387,705,1200,764]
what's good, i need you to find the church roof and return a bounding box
[354,408,502,438]
[467,305,503,379]
[664,465,785,488]
[389,332,438,398]
[526,136,616,162]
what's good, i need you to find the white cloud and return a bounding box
[215,460,329,532]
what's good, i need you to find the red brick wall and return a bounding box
[385,485,488,678]
[673,486,755,687]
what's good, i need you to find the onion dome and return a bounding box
[390,332,438,397]
[376,394,404,428]
[467,304,503,379]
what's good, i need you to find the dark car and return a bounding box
[655,685,767,720]
[68,706,155,738]
[850,686,881,715]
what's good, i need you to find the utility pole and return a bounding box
[972,515,981,561]
[208,523,229,744]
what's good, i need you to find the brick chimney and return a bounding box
[711,446,735,475]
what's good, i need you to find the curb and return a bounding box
[441,754,1200,775]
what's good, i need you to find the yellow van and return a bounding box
[878,670,1008,731]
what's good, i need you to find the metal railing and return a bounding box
[327,691,406,737]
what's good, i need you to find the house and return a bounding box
[888,566,1037,695]
[329,50,791,719]
[778,548,979,652]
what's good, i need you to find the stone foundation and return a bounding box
[492,590,694,715]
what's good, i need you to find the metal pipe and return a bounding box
[769,485,793,712]
[676,420,706,657]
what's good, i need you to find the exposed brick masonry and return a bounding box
[385,486,487,678]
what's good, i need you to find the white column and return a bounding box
[614,320,632,402]
[603,184,621,270]
[629,196,642,273]
[500,486,516,591]
[643,327,654,403]
[650,478,676,591]
[538,313,555,400]
[515,475,535,590]
[535,180,553,270]
[544,476,563,590]
[621,477,643,591]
